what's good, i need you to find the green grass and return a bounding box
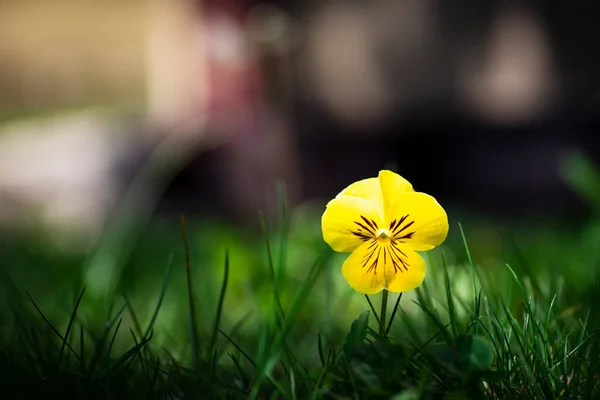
[2,216,600,399]
[2,152,600,399]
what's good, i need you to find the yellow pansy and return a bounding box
[322,170,448,294]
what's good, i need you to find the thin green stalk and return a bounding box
[209,249,229,370]
[364,295,382,329]
[380,289,389,336]
[459,223,480,335]
[57,286,86,368]
[181,215,200,371]
[385,292,403,335]
[259,213,285,324]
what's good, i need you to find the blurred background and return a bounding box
[1,0,600,361]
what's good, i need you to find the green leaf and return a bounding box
[343,311,370,356]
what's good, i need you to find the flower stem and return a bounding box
[364,295,382,329]
[379,289,388,336]
[386,292,403,335]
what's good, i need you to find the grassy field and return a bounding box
[1,153,600,399]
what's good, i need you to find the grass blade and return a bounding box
[124,294,143,339]
[228,352,250,388]
[218,329,256,367]
[98,331,153,378]
[364,295,381,329]
[249,249,331,400]
[209,249,230,365]
[276,183,289,291]
[106,318,123,360]
[143,255,173,340]
[181,215,200,371]
[26,291,82,366]
[317,333,326,367]
[87,304,126,374]
[57,286,86,368]
[386,293,403,335]
[79,323,85,372]
[459,222,480,335]
[441,252,458,338]
[259,212,286,324]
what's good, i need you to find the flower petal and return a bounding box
[378,170,414,214]
[337,177,384,213]
[341,239,386,294]
[341,240,427,294]
[322,195,384,252]
[387,192,448,251]
[383,244,426,293]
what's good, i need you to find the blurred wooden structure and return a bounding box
[0,0,148,116]
[0,0,299,233]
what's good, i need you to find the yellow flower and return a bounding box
[321,170,448,294]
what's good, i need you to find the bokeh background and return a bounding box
[1,0,600,362]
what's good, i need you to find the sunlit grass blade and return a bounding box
[551,330,596,371]
[505,264,549,358]
[441,252,458,338]
[143,255,173,340]
[414,287,453,345]
[181,214,200,371]
[545,293,557,342]
[248,249,332,400]
[106,317,123,361]
[256,307,275,367]
[260,202,304,393]
[276,182,289,290]
[581,333,600,397]
[498,298,555,397]
[87,303,126,374]
[504,234,545,298]
[259,212,286,324]
[209,249,229,371]
[481,296,502,365]
[124,294,143,339]
[459,222,482,335]
[399,309,425,348]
